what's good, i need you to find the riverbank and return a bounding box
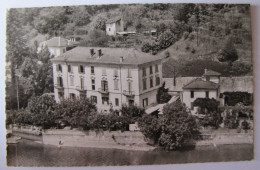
[9,127,253,151]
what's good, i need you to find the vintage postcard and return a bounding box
[5,2,254,167]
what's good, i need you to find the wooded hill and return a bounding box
[7,3,252,77]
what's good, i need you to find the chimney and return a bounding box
[98,49,102,57]
[120,56,124,63]
[90,49,95,56]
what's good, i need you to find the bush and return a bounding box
[224,114,239,129]
[54,97,97,129]
[182,31,189,40]
[223,92,253,106]
[27,94,57,129]
[138,101,200,150]
[241,120,250,130]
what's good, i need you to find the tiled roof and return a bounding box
[51,47,163,65]
[44,37,78,47]
[183,78,219,89]
[106,17,121,24]
[203,69,221,76]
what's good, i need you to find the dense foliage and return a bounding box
[157,82,172,104]
[138,101,200,150]
[193,98,222,128]
[218,37,238,66]
[223,92,253,106]
[54,97,97,129]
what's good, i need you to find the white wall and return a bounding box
[183,89,218,109]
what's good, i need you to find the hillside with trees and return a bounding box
[6,3,252,109]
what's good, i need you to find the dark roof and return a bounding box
[106,17,121,24]
[183,78,219,90]
[203,69,221,76]
[51,47,163,66]
[44,37,78,47]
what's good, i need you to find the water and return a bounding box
[7,139,253,166]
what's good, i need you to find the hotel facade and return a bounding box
[51,47,163,113]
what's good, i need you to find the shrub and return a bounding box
[54,97,97,129]
[241,120,250,130]
[182,31,189,40]
[223,92,253,106]
[224,114,239,129]
[27,94,57,129]
[138,101,200,150]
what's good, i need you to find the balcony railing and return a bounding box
[123,90,135,97]
[54,84,64,91]
[98,88,109,94]
[76,86,87,93]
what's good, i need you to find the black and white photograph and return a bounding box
[3,0,258,168]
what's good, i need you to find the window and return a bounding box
[69,93,76,100]
[56,64,62,72]
[191,91,194,98]
[143,98,148,107]
[70,76,74,86]
[142,67,146,77]
[68,65,72,73]
[206,91,209,98]
[155,64,159,73]
[80,78,84,90]
[191,102,194,110]
[101,80,108,91]
[150,66,153,74]
[102,69,107,76]
[114,79,119,90]
[91,66,95,74]
[127,69,132,78]
[57,77,63,87]
[129,100,134,106]
[150,77,153,88]
[102,97,109,105]
[128,81,132,91]
[143,78,147,90]
[79,65,84,74]
[109,28,111,31]
[58,92,64,99]
[114,69,118,77]
[92,79,95,90]
[156,76,160,86]
[115,98,119,106]
[91,96,97,104]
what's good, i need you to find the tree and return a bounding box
[138,101,200,150]
[157,82,172,104]
[27,94,57,129]
[193,98,222,128]
[218,37,238,66]
[94,17,107,31]
[120,104,145,121]
[54,97,97,129]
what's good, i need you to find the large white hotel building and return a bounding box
[51,47,163,113]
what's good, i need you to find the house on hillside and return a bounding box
[182,69,221,111]
[105,17,124,36]
[51,47,163,113]
[38,37,78,57]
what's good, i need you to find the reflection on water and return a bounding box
[7,139,253,166]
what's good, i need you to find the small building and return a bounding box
[38,37,78,57]
[51,47,163,113]
[182,69,221,110]
[105,17,124,36]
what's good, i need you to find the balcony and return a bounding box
[98,88,109,94]
[76,86,87,93]
[123,90,135,97]
[54,84,64,91]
